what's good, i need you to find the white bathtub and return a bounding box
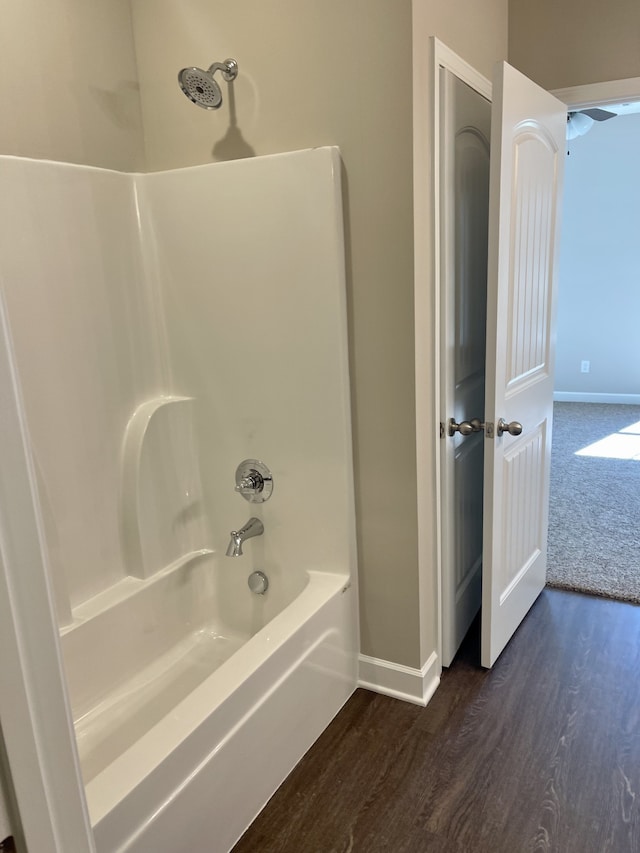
[61,557,357,852]
[3,147,358,851]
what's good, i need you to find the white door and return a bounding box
[440,69,491,666]
[481,61,566,667]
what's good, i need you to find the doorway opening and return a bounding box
[546,100,640,603]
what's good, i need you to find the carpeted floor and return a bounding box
[546,402,640,604]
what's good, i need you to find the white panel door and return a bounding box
[481,62,566,668]
[440,69,491,666]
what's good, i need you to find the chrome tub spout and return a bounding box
[226,517,264,557]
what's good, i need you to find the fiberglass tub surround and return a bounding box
[0,147,357,852]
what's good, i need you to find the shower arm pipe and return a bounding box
[208,59,238,82]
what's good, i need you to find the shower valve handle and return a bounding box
[235,473,264,495]
[234,459,273,503]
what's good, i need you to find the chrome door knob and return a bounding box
[448,418,475,436]
[497,418,523,436]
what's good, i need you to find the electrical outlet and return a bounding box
[581,360,590,374]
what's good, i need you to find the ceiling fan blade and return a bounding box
[579,107,616,121]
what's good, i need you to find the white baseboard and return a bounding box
[554,392,640,405]
[358,651,440,707]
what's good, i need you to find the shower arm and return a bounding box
[208,59,238,83]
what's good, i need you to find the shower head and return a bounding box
[178,58,238,110]
[179,67,223,109]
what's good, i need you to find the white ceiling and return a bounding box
[606,101,640,115]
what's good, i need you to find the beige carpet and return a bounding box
[546,402,640,604]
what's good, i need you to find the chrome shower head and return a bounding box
[179,67,223,109]
[178,58,238,110]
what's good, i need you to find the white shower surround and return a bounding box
[0,147,358,851]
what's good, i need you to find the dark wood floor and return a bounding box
[233,589,640,853]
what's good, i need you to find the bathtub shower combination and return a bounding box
[0,148,358,852]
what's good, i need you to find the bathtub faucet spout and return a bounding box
[226,517,264,557]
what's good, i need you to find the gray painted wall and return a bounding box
[509,0,640,90]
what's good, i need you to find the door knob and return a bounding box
[497,418,523,437]
[449,418,474,436]
[448,417,484,437]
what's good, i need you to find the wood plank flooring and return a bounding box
[232,589,640,853]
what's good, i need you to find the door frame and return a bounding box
[552,77,640,112]
[420,57,640,671]
[414,38,492,670]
